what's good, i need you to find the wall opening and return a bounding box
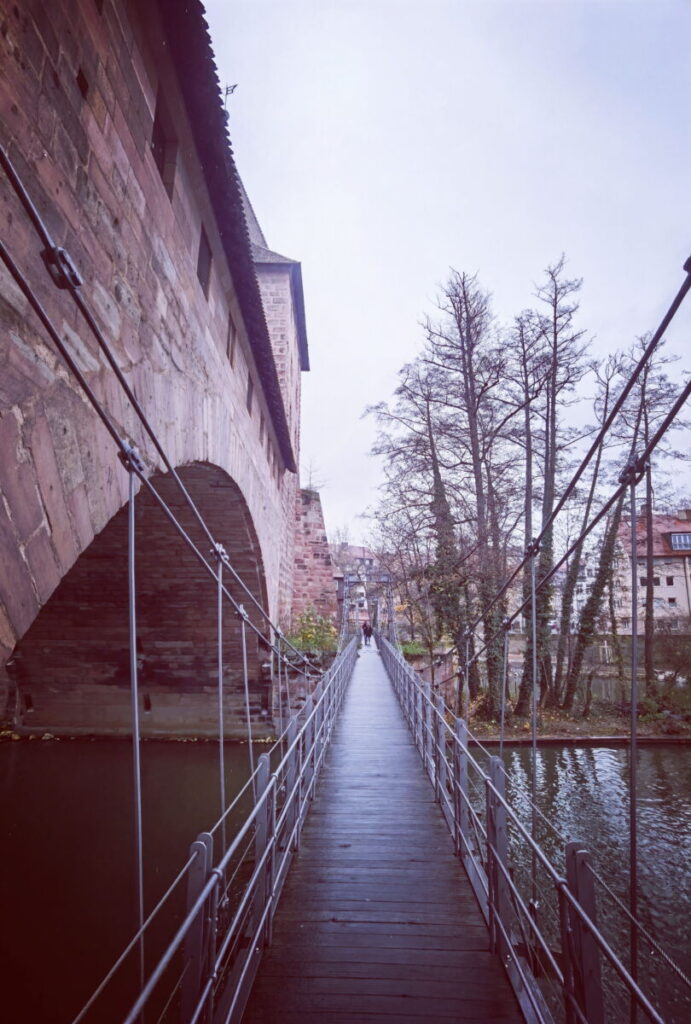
[8,463,272,737]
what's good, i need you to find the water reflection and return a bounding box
[0,739,688,1022]
[489,744,691,1022]
[0,739,255,1023]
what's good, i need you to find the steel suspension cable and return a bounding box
[628,470,640,1023]
[69,848,199,1024]
[0,146,316,674]
[239,611,257,801]
[126,464,145,995]
[584,861,691,990]
[465,255,691,637]
[216,546,228,857]
[469,367,691,672]
[0,235,316,684]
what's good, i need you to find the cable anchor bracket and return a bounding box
[525,537,541,558]
[618,453,648,487]
[118,442,145,475]
[213,542,228,562]
[42,245,83,289]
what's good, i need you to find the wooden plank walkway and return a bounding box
[242,643,521,1023]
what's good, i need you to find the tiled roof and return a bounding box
[618,512,691,558]
[252,244,296,265]
[157,0,297,471]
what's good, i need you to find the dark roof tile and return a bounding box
[157,0,297,470]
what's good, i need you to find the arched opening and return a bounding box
[8,463,272,738]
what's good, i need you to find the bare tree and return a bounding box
[513,257,589,712]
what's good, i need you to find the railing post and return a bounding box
[414,682,422,755]
[566,843,605,1024]
[486,757,510,958]
[434,695,446,804]
[181,831,213,1024]
[285,717,299,850]
[316,679,325,765]
[254,754,273,948]
[423,682,433,779]
[558,884,578,1024]
[453,718,470,856]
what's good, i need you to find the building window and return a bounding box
[666,576,674,586]
[639,577,647,587]
[227,311,238,366]
[76,67,89,100]
[670,533,691,550]
[668,597,677,606]
[246,375,254,414]
[622,618,631,629]
[151,92,177,198]
[197,227,212,296]
[653,576,660,586]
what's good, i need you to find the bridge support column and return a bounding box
[565,843,605,1024]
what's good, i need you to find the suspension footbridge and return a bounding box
[60,622,687,1024]
[242,642,519,1024]
[2,24,690,1017]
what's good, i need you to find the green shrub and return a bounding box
[400,641,426,658]
[287,609,338,653]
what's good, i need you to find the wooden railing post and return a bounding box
[180,832,213,1024]
[566,843,605,1024]
[486,757,510,958]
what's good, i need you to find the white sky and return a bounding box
[204,0,691,544]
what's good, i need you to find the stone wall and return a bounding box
[0,0,304,733]
[256,266,302,625]
[292,489,338,626]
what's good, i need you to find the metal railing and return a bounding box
[73,638,357,1024]
[379,637,670,1024]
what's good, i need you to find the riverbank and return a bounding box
[468,702,691,743]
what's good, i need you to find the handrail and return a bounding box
[71,638,358,1024]
[379,637,672,1024]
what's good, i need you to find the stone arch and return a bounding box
[8,462,274,738]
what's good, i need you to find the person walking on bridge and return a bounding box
[362,621,373,646]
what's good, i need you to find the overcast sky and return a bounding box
[204,0,691,544]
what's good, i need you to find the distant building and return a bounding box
[330,545,381,627]
[614,509,691,633]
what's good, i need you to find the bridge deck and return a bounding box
[241,644,521,1023]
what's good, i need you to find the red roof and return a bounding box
[618,512,691,558]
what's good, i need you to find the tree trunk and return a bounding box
[643,465,657,698]
[562,494,626,711]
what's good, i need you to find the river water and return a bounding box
[490,744,691,1023]
[0,739,688,1022]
